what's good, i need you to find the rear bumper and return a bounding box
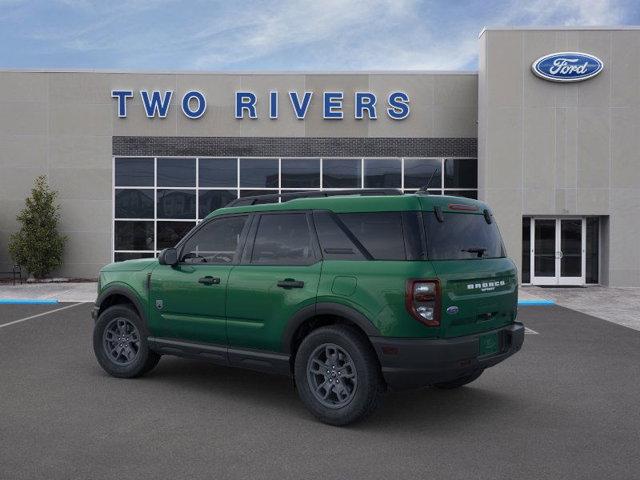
[370,322,524,390]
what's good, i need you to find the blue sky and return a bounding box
[0,0,638,71]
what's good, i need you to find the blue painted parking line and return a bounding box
[518,299,555,306]
[0,299,59,305]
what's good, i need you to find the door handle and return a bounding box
[277,278,304,289]
[198,276,220,285]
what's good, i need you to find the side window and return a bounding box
[313,211,366,260]
[338,212,406,260]
[251,213,314,265]
[180,215,248,264]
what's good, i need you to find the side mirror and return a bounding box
[158,247,178,266]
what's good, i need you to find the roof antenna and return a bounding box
[417,168,439,194]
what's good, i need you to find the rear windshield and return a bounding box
[423,212,505,260]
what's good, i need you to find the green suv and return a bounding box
[92,190,524,425]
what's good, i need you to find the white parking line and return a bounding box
[0,302,86,329]
[524,327,539,335]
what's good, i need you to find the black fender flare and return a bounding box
[282,302,381,354]
[95,285,148,328]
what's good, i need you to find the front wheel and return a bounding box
[93,304,160,378]
[294,325,383,426]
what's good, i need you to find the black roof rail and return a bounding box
[225,189,403,207]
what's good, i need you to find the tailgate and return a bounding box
[432,258,518,338]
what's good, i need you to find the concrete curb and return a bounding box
[518,299,555,306]
[0,299,59,304]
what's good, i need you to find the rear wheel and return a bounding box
[434,369,483,389]
[294,325,383,426]
[93,304,160,378]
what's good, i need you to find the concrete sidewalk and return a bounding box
[2,282,637,332]
[0,282,97,303]
[1,281,552,305]
[521,286,640,332]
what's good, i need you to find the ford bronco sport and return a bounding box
[92,190,524,425]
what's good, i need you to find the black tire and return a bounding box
[294,325,383,426]
[93,304,160,378]
[434,369,483,389]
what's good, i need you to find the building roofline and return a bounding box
[479,25,640,38]
[0,67,478,76]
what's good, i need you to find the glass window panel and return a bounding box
[157,158,196,187]
[403,189,442,195]
[114,252,155,262]
[181,215,248,264]
[323,159,361,188]
[586,217,599,284]
[115,158,154,186]
[560,219,582,278]
[239,190,276,202]
[534,220,556,277]
[444,190,477,199]
[115,189,154,218]
[281,158,320,188]
[522,218,531,283]
[404,159,441,189]
[157,189,196,219]
[114,221,154,250]
[364,158,401,188]
[338,212,406,260]
[251,213,313,265]
[199,158,237,187]
[444,158,477,188]
[240,158,278,188]
[313,211,365,260]
[423,212,506,260]
[157,221,195,249]
[199,190,237,219]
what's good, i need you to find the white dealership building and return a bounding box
[1,26,639,286]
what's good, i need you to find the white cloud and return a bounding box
[9,0,632,70]
[511,0,623,26]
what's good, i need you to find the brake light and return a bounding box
[405,279,440,327]
[448,203,478,211]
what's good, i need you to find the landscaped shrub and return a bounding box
[8,175,67,279]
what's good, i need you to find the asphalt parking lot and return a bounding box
[1,303,639,480]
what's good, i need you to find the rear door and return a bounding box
[149,214,249,345]
[422,210,518,338]
[226,211,321,352]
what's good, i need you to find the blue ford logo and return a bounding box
[532,52,603,82]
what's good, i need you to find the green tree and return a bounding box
[9,176,67,279]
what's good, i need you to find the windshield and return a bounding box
[423,212,506,260]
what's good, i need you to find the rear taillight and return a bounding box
[405,279,441,327]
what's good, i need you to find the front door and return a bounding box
[531,218,585,286]
[226,212,321,353]
[148,214,250,344]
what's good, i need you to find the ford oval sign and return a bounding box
[532,52,603,82]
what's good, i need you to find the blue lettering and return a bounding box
[235,91,257,119]
[387,91,410,120]
[111,90,133,118]
[355,92,377,120]
[181,90,206,119]
[289,91,313,119]
[269,91,278,119]
[323,92,343,119]
[140,90,173,118]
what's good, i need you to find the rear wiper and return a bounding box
[461,247,487,258]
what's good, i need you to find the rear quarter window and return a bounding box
[337,212,406,260]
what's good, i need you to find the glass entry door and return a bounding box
[531,218,586,285]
